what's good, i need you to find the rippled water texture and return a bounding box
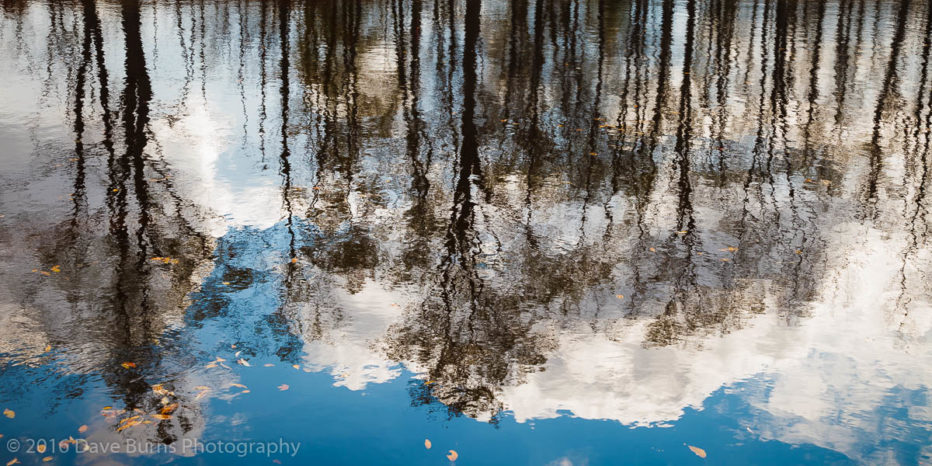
[1,0,931,464]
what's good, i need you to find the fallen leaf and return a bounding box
[151,414,172,420]
[50,265,61,273]
[194,386,210,391]
[687,445,707,458]
[44,345,51,352]
[447,450,458,461]
[3,408,14,418]
[160,403,179,415]
[195,389,210,400]
[236,358,250,367]
[37,444,46,453]
[277,384,289,391]
[230,383,247,389]
[615,294,624,299]
[290,258,297,264]
[677,230,688,234]
[292,364,300,370]
[424,439,431,449]
[78,425,88,433]
[649,247,656,252]
[264,363,275,367]
[120,362,136,369]
[7,459,19,466]
[42,457,53,462]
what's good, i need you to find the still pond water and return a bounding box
[1,0,931,464]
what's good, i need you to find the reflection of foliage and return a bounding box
[3,0,931,429]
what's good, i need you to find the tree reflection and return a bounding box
[1,0,931,432]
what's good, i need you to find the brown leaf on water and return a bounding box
[446,450,458,461]
[229,383,247,389]
[3,408,14,418]
[36,444,46,453]
[152,384,171,396]
[424,439,431,449]
[290,258,298,264]
[50,265,61,273]
[120,362,136,369]
[195,389,210,400]
[78,425,88,433]
[194,386,210,391]
[277,384,289,391]
[687,445,707,458]
[42,457,53,462]
[151,414,172,420]
[160,403,179,415]
[7,458,19,466]
[205,362,218,369]
[649,247,656,252]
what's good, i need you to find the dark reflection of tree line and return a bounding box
[2,0,931,429]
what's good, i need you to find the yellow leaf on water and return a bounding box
[160,403,179,415]
[151,414,172,420]
[44,345,51,352]
[292,364,300,370]
[616,294,624,299]
[120,362,136,369]
[424,439,431,449]
[78,425,88,433]
[446,450,458,461]
[37,444,46,453]
[51,265,61,273]
[277,384,289,391]
[3,408,14,418]
[230,383,247,389]
[290,258,298,264]
[7,458,19,466]
[195,389,210,400]
[677,230,688,234]
[42,457,53,462]
[205,362,217,369]
[687,445,707,458]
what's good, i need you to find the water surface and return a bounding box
[1,0,931,464]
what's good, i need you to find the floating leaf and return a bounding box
[446,450,458,461]
[37,444,46,453]
[42,457,53,462]
[229,383,247,389]
[277,384,289,391]
[687,445,707,458]
[649,247,656,252]
[195,389,210,400]
[151,414,172,420]
[50,265,61,273]
[43,345,51,352]
[424,439,431,449]
[3,408,14,418]
[292,364,300,370]
[264,363,275,367]
[78,425,88,433]
[7,458,19,466]
[615,294,624,299]
[160,403,179,415]
[236,358,250,367]
[290,258,298,264]
[120,362,136,369]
